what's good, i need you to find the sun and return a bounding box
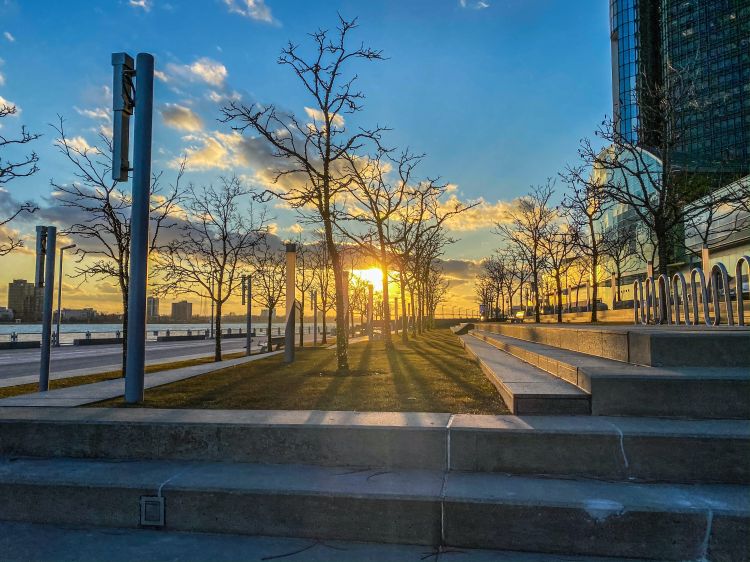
[351,268,384,292]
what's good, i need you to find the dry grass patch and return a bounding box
[95,329,509,414]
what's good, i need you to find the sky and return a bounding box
[0,0,612,314]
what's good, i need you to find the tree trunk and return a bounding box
[214,300,222,361]
[591,254,599,322]
[379,246,392,347]
[267,309,273,351]
[409,289,417,338]
[533,266,541,323]
[555,273,563,323]
[299,294,304,348]
[324,219,348,372]
[400,276,408,344]
[321,303,328,344]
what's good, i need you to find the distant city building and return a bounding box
[7,279,41,322]
[260,308,276,319]
[171,301,193,322]
[147,296,160,319]
[0,307,14,322]
[56,308,97,322]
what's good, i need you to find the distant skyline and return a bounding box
[0,0,612,311]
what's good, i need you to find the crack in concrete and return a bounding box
[604,420,630,478]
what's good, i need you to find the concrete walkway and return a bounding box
[0,521,653,562]
[0,343,265,389]
[0,351,283,407]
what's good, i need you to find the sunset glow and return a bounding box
[351,268,385,292]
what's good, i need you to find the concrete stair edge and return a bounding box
[1,407,749,483]
[470,329,750,420]
[0,456,747,560]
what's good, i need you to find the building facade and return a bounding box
[147,296,160,320]
[609,0,749,171]
[171,301,193,322]
[7,279,41,322]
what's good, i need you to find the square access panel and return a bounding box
[140,496,165,527]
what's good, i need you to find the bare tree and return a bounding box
[559,168,609,321]
[339,147,422,347]
[0,103,40,255]
[220,16,387,373]
[578,64,744,277]
[154,177,267,361]
[294,237,317,347]
[601,222,638,304]
[541,222,576,322]
[309,236,336,344]
[51,119,182,374]
[250,236,287,349]
[496,182,555,323]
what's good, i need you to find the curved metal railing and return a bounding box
[633,256,749,326]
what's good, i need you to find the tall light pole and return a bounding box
[114,51,155,404]
[36,226,56,391]
[242,275,252,356]
[56,244,76,347]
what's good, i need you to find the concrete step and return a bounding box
[0,408,449,470]
[444,471,750,561]
[0,457,747,560]
[0,457,443,546]
[450,323,474,335]
[450,414,750,484]
[459,335,590,415]
[472,330,750,419]
[473,322,750,367]
[0,521,665,562]
[3,408,747,485]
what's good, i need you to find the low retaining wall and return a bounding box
[73,338,123,346]
[156,334,207,342]
[0,341,40,350]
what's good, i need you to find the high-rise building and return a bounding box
[7,279,41,322]
[147,296,160,320]
[171,300,193,322]
[609,0,749,171]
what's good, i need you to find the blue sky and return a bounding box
[0,0,612,310]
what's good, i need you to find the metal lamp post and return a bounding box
[55,244,77,347]
[113,51,155,404]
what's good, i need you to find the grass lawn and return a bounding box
[96,329,509,414]
[0,351,247,400]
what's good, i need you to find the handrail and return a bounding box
[633,256,748,327]
[737,255,750,326]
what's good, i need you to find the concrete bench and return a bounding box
[262,335,285,352]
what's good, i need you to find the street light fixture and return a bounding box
[56,244,76,347]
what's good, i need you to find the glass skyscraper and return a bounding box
[609,0,749,172]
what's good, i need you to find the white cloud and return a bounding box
[161,103,204,132]
[459,0,490,9]
[75,106,111,122]
[3,32,14,42]
[65,136,98,153]
[0,73,4,87]
[207,90,241,104]
[223,0,275,24]
[0,95,19,113]
[166,57,228,87]
[439,194,516,232]
[154,69,169,82]
[287,223,304,234]
[128,0,152,11]
[304,107,344,128]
